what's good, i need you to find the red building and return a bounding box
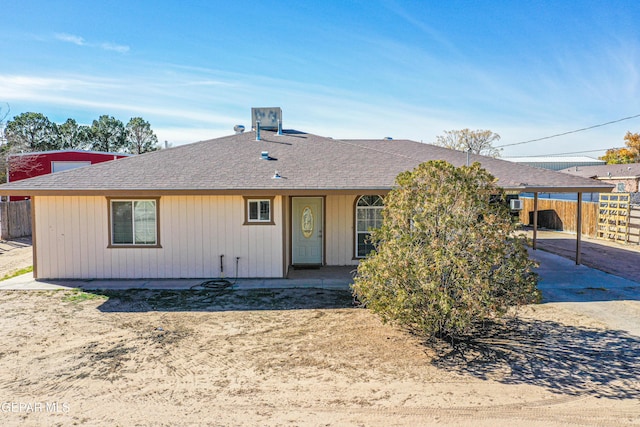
[8,150,131,200]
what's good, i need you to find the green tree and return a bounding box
[56,118,92,150]
[125,117,159,154]
[4,112,59,152]
[433,129,502,158]
[352,160,538,340]
[599,147,636,164]
[89,115,126,152]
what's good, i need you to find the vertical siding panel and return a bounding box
[219,195,228,276]
[172,195,182,278]
[135,247,144,278]
[36,197,46,278]
[326,196,336,265]
[201,196,212,277]
[33,198,42,278]
[56,197,67,278]
[325,194,357,266]
[178,196,188,277]
[91,197,101,278]
[35,194,287,279]
[255,224,264,276]
[168,196,180,278]
[158,197,169,278]
[39,198,53,278]
[264,208,272,277]
[346,195,355,265]
[273,196,283,277]
[194,196,204,277]
[149,197,161,278]
[161,196,171,278]
[342,195,350,264]
[207,196,217,277]
[185,196,195,276]
[338,195,347,264]
[95,197,107,279]
[77,197,88,278]
[221,196,232,276]
[69,197,80,278]
[235,196,248,277]
[64,196,73,277]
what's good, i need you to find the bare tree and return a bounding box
[0,103,9,145]
[433,129,502,158]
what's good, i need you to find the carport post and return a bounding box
[576,192,582,265]
[532,192,538,250]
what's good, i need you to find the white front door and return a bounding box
[292,197,323,265]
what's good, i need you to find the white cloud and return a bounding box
[55,33,86,46]
[100,43,130,54]
[53,33,129,53]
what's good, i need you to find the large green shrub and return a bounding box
[352,160,539,339]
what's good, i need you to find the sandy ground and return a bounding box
[0,238,32,279]
[0,289,638,426]
[0,238,639,426]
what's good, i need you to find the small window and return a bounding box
[244,197,275,225]
[355,195,384,258]
[109,199,159,247]
[617,182,626,192]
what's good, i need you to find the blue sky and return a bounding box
[1,0,640,156]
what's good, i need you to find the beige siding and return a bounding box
[34,195,284,279]
[325,195,359,266]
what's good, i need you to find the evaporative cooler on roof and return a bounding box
[251,107,282,131]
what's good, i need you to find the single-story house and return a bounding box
[8,150,131,201]
[559,163,640,193]
[0,109,614,280]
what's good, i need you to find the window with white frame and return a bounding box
[355,195,384,258]
[110,199,158,246]
[245,197,274,224]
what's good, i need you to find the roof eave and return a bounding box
[1,183,614,197]
[0,187,396,197]
[516,185,614,193]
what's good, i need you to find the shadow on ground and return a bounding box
[431,318,640,399]
[93,287,355,312]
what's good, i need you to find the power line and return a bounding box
[496,113,640,148]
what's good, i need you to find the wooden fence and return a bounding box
[0,200,32,239]
[597,193,640,244]
[518,197,599,237]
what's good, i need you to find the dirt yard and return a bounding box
[0,237,32,279]
[0,237,639,425]
[0,288,639,426]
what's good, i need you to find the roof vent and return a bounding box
[252,107,282,131]
[261,151,269,160]
[234,124,245,134]
[384,136,393,140]
[272,170,281,179]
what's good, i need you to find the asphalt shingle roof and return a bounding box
[0,130,614,195]
[559,163,640,179]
